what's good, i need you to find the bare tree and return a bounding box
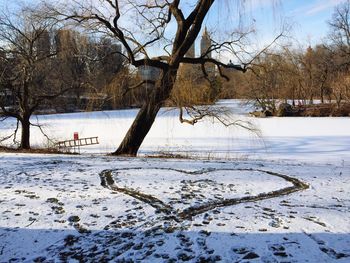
[331,71,350,106]
[328,0,350,59]
[0,8,68,149]
[42,0,283,156]
[324,1,350,106]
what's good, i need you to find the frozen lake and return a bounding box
[1,99,350,164]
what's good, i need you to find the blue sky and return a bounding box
[275,0,346,45]
[1,0,346,56]
[284,0,344,44]
[1,0,344,45]
[164,0,348,62]
[206,0,347,47]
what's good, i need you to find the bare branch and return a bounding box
[30,117,55,145]
[179,106,206,125]
[177,105,260,136]
[180,57,246,72]
[122,80,149,96]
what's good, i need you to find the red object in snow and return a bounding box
[73,132,79,140]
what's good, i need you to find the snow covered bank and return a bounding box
[1,100,349,164]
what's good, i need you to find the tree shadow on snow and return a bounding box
[1,226,349,262]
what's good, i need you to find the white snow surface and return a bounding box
[0,100,350,262]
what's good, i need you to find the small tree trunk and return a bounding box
[20,117,30,149]
[113,69,176,156]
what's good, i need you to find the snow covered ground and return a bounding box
[0,100,350,262]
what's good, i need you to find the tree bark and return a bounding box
[20,117,30,149]
[113,69,176,156]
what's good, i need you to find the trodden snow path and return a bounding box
[0,153,349,262]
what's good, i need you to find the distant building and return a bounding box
[55,29,75,55]
[200,27,211,58]
[200,27,215,76]
[36,29,51,57]
[186,43,196,58]
[97,37,123,74]
[178,27,215,80]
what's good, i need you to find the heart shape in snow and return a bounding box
[100,167,308,220]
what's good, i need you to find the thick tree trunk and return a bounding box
[20,117,30,149]
[113,100,162,156]
[113,69,176,156]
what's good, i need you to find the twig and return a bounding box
[24,218,36,227]
[30,117,55,145]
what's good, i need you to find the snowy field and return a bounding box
[0,100,350,262]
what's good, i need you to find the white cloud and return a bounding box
[296,0,346,16]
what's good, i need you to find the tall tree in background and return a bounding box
[0,9,68,149]
[328,0,350,104]
[301,46,316,104]
[328,0,350,61]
